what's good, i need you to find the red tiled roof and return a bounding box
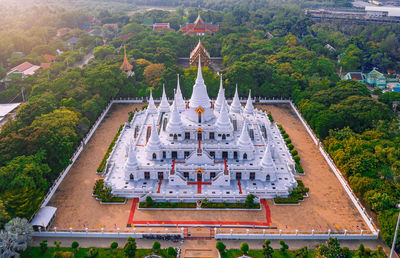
[103,23,118,30]
[349,73,363,80]
[153,23,170,30]
[118,33,135,41]
[40,63,51,68]
[43,54,56,62]
[9,62,34,73]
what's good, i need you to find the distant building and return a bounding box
[153,23,170,30]
[342,72,366,83]
[66,37,80,50]
[190,40,211,67]
[89,28,103,37]
[367,68,387,88]
[264,32,274,39]
[324,43,336,52]
[7,62,40,78]
[120,46,134,77]
[103,23,119,31]
[56,28,70,37]
[180,14,218,36]
[118,33,135,41]
[43,54,56,63]
[40,63,51,69]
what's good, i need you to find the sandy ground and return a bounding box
[48,104,141,230]
[256,104,367,233]
[48,103,369,235]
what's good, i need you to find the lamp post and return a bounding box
[390,203,400,258]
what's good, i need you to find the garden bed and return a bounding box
[96,124,124,173]
[93,179,126,203]
[274,180,309,204]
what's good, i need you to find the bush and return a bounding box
[245,194,256,208]
[40,240,48,253]
[285,138,292,144]
[86,247,98,257]
[274,180,308,204]
[240,242,249,254]
[71,241,79,252]
[216,241,226,254]
[290,149,298,156]
[167,246,177,257]
[293,155,300,163]
[287,143,294,150]
[110,241,118,251]
[283,133,289,139]
[152,241,161,253]
[280,240,288,253]
[296,163,304,174]
[97,125,124,172]
[268,112,274,122]
[124,237,136,258]
[146,196,154,206]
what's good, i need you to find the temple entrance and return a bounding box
[158,172,163,180]
[233,151,238,160]
[144,172,150,180]
[250,172,255,180]
[198,112,202,123]
[197,132,202,141]
[236,172,242,180]
[197,172,202,181]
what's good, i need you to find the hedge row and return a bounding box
[97,124,124,173]
[274,180,309,204]
[139,202,197,208]
[277,124,304,174]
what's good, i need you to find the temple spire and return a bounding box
[175,74,186,112]
[189,55,211,109]
[215,100,233,134]
[146,90,158,115]
[166,98,184,134]
[244,90,254,115]
[158,84,170,113]
[120,45,133,72]
[214,74,225,112]
[261,140,275,168]
[146,118,162,151]
[230,84,242,113]
[238,119,254,151]
[126,142,138,168]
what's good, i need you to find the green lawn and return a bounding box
[21,247,174,258]
[222,249,317,258]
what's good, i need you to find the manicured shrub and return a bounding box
[296,163,304,174]
[240,242,249,254]
[124,237,136,258]
[283,133,289,139]
[268,112,274,122]
[110,241,118,251]
[290,149,298,156]
[293,155,300,163]
[71,241,79,252]
[97,125,124,172]
[216,241,226,254]
[146,196,154,206]
[167,246,177,257]
[279,240,288,253]
[245,194,256,208]
[284,138,291,144]
[40,240,48,253]
[152,241,161,253]
[287,143,294,150]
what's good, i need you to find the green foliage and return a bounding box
[110,241,118,251]
[40,240,48,254]
[124,237,137,258]
[240,242,249,254]
[167,246,177,257]
[262,239,274,257]
[318,237,344,257]
[275,180,308,204]
[245,194,256,208]
[145,196,154,207]
[71,241,79,252]
[97,125,124,172]
[152,241,161,253]
[279,240,289,253]
[294,246,308,257]
[216,241,226,254]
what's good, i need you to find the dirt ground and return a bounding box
[48,103,369,234]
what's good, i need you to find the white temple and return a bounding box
[104,58,297,202]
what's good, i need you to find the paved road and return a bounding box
[74,49,94,68]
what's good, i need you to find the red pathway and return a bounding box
[127,198,273,227]
[260,199,272,226]
[157,180,162,193]
[187,180,211,194]
[238,179,242,194]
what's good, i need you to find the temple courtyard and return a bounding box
[47,102,370,234]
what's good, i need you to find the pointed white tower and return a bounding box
[261,140,275,169]
[158,84,170,113]
[146,90,158,115]
[215,101,233,135]
[243,90,255,115]
[230,84,242,113]
[189,56,211,109]
[175,74,186,112]
[214,74,225,112]
[166,99,184,138]
[125,142,138,180]
[145,119,162,160]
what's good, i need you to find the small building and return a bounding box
[118,33,135,41]
[190,40,211,67]
[324,43,336,52]
[367,68,387,88]
[66,37,80,50]
[180,14,218,36]
[264,32,274,39]
[89,28,103,37]
[153,23,170,30]
[7,62,40,78]
[56,28,70,37]
[30,206,57,231]
[43,54,56,63]
[342,72,366,83]
[103,23,119,31]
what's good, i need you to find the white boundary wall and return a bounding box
[33,98,378,240]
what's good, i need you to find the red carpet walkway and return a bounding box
[238,179,242,194]
[127,198,273,227]
[260,199,272,226]
[157,180,162,193]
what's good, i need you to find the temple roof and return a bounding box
[158,85,170,113]
[189,56,211,109]
[214,75,225,112]
[190,39,211,60]
[146,90,158,115]
[194,14,205,25]
[244,90,255,115]
[120,46,133,72]
[230,85,242,113]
